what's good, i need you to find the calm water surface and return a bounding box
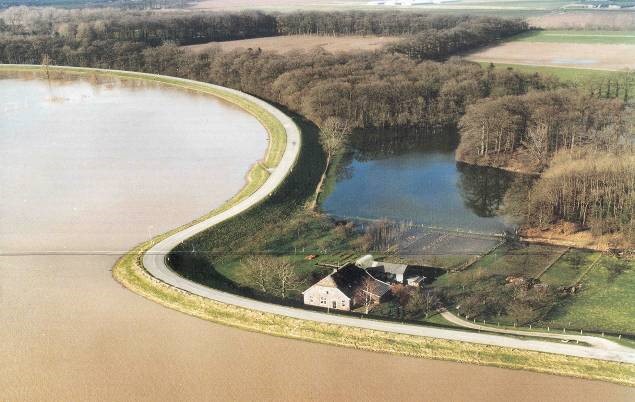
[0,73,631,401]
[324,135,516,234]
[1,73,267,252]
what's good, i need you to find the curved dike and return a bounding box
[116,71,635,366]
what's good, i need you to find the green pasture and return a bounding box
[544,254,635,334]
[512,30,635,45]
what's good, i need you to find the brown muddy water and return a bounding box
[0,72,632,401]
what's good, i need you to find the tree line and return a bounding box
[0,7,279,45]
[0,7,526,52]
[387,17,527,60]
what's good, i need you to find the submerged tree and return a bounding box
[310,116,350,210]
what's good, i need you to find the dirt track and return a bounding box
[467,42,635,71]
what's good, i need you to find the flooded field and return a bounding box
[1,72,633,401]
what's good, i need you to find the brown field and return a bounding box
[184,34,401,54]
[466,42,635,71]
[529,12,635,30]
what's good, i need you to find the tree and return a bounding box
[354,276,380,314]
[272,257,301,298]
[405,288,439,319]
[41,53,52,81]
[241,255,271,293]
[391,284,410,308]
[241,255,300,298]
[309,116,350,210]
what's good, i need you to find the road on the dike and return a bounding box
[142,87,635,366]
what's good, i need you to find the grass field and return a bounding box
[540,249,597,287]
[476,61,624,81]
[528,11,635,30]
[184,34,401,54]
[475,61,635,107]
[544,254,635,335]
[468,243,566,278]
[513,30,635,45]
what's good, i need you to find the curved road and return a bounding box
[142,82,635,365]
[440,311,627,352]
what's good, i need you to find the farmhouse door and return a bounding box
[332,301,337,309]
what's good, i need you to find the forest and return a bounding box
[0,9,550,130]
[458,87,633,244]
[0,7,632,244]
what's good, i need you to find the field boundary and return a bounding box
[536,247,571,279]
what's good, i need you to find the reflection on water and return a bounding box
[323,132,516,234]
[0,72,268,252]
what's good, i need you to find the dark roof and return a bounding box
[330,264,368,298]
[310,264,391,298]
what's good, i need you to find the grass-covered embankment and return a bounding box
[114,236,635,386]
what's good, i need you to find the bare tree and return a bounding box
[41,53,52,81]
[240,255,300,298]
[354,276,380,314]
[309,116,350,210]
[405,289,439,318]
[272,258,301,298]
[241,255,271,293]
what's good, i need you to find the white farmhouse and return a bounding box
[302,264,390,311]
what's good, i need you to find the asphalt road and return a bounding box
[441,311,629,352]
[142,80,635,365]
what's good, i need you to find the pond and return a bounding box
[322,133,517,235]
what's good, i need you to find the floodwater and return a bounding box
[1,73,632,401]
[324,135,516,234]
